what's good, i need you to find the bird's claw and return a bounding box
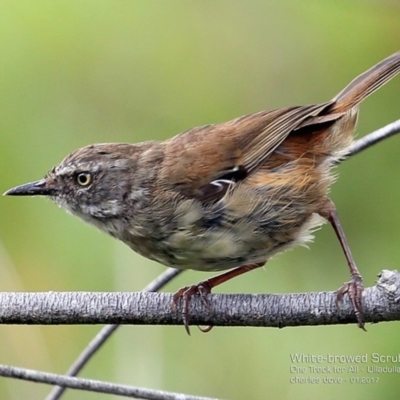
[336,274,365,330]
[172,281,213,335]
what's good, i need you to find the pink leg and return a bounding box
[173,262,264,334]
[320,199,365,330]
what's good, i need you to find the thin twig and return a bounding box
[346,119,400,158]
[0,364,215,400]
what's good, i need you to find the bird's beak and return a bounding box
[3,179,55,196]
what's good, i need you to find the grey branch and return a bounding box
[346,119,400,158]
[1,270,400,328]
[0,364,215,400]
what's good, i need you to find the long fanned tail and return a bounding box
[297,51,400,135]
[330,51,400,112]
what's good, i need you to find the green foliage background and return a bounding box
[0,1,400,399]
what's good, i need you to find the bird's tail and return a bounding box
[330,51,400,113]
[294,51,400,162]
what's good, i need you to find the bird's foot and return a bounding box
[172,280,213,335]
[336,274,365,330]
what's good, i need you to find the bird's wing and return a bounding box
[160,101,338,202]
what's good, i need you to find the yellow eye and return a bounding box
[76,172,93,187]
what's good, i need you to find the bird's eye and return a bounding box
[76,172,93,187]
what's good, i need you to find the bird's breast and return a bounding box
[121,182,326,272]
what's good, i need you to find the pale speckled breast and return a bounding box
[123,183,326,272]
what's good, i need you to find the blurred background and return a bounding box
[1,1,400,399]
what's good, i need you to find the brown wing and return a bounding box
[160,101,335,201]
[234,104,336,173]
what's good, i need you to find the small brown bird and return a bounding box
[5,51,400,333]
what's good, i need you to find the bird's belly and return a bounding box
[123,183,326,272]
[162,229,279,271]
[164,213,324,271]
[125,212,325,272]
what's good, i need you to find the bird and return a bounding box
[5,51,400,334]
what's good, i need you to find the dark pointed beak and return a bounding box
[3,179,54,196]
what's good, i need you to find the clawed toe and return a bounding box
[171,264,264,334]
[172,281,212,335]
[336,275,365,330]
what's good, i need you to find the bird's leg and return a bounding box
[173,262,264,334]
[320,198,365,330]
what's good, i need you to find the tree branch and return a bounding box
[1,270,400,328]
[345,119,400,159]
[0,364,215,400]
